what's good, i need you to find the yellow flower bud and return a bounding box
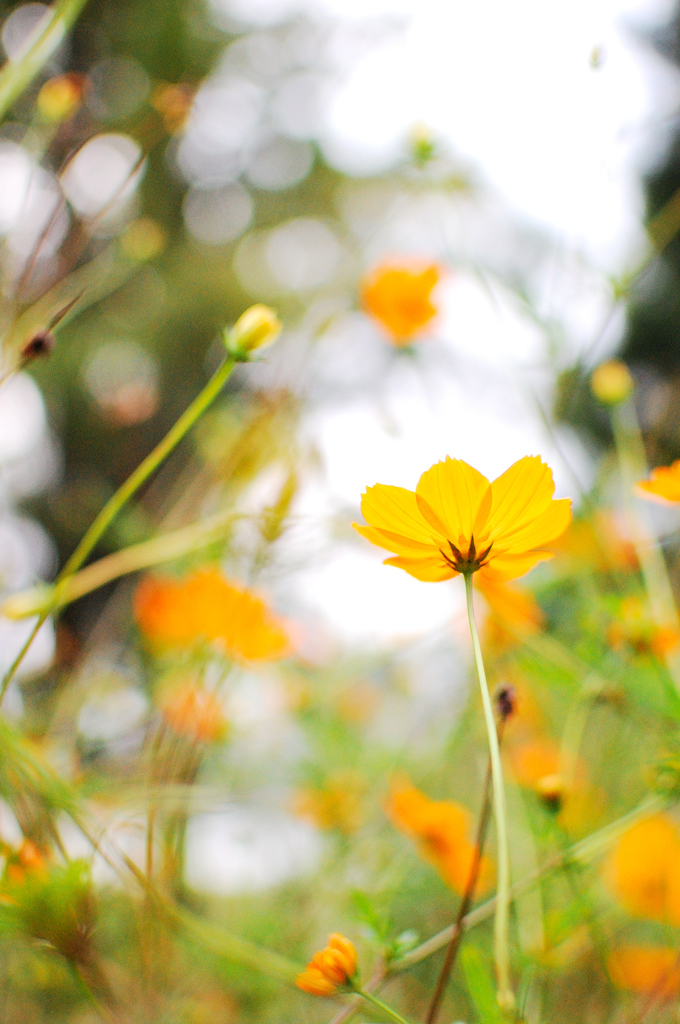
[591,360,634,406]
[224,305,281,358]
[37,74,83,123]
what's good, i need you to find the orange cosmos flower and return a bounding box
[635,461,680,504]
[296,934,358,996]
[354,455,571,584]
[608,946,680,999]
[159,681,226,743]
[361,261,440,344]
[604,815,680,924]
[135,569,290,662]
[386,779,493,895]
[508,738,561,789]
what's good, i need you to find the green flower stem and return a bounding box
[464,573,514,1012]
[0,0,90,122]
[355,988,412,1024]
[0,356,238,704]
[59,356,236,580]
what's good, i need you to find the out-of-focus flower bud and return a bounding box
[535,773,564,812]
[591,360,634,406]
[495,684,517,722]
[224,305,281,359]
[37,73,84,123]
[20,331,55,363]
[119,218,167,262]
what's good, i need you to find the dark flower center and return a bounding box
[440,535,493,574]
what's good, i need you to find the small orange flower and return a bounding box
[608,945,680,999]
[476,575,543,634]
[635,461,680,504]
[509,738,561,789]
[37,73,84,122]
[607,596,680,658]
[361,261,441,344]
[159,682,226,743]
[151,82,194,134]
[354,455,571,584]
[386,779,493,895]
[135,569,291,662]
[296,934,358,996]
[604,815,680,924]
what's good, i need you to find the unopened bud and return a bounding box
[591,360,633,406]
[21,331,55,363]
[535,773,564,812]
[37,73,84,123]
[495,684,517,722]
[224,305,281,358]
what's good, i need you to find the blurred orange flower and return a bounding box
[4,840,47,886]
[296,933,357,996]
[292,772,365,834]
[476,576,543,633]
[135,569,291,662]
[635,461,680,504]
[508,738,561,788]
[159,681,226,743]
[607,596,680,658]
[604,815,680,924]
[386,779,493,895]
[152,82,194,134]
[608,945,680,999]
[355,455,571,584]
[361,261,440,344]
[552,513,637,573]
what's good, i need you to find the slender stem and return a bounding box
[0,0,91,123]
[59,357,236,580]
[464,573,513,1011]
[425,723,503,1024]
[0,356,237,704]
[356,988,413,1024]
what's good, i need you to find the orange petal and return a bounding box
[384,554,457,582]
[415,458,492,547]
[635,462,680,504]
[477,550,553,583]
[486,457,555,540]
[492,498,572,555]
[360,484,438,544]
[608,946,680,998]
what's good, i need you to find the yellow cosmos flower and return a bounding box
[296,934,358,996]
[354,455,572,583]
[635,461,680,504]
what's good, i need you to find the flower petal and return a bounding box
[384,554,457,582]
[478,550,553,583]
[353,523,439,557]
[486,456,555,541]
[360,484,437,544]
[415,458,491,546]
[492,498,572,554]
[635,462,680,504]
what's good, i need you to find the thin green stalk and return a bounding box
[59,357,236,580]
[464,574,513,1012]
[0,0,90,122]
[356,988,413,1024]
[0,356,237,704]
